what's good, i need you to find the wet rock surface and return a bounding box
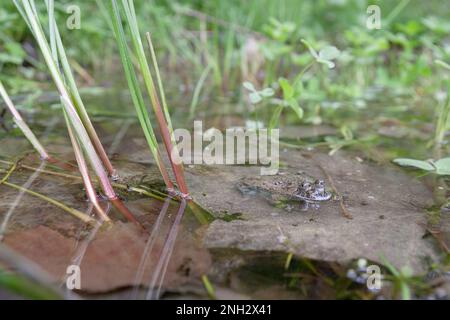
[0,130,446,297]
[0,184,211,294]
[186,149,440,273]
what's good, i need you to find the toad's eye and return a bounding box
[315,180,325,186]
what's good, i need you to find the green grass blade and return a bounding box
[189,63,213,118]
[17,0,117,199]
[44,0,116,177]
[0,80,49,160]
[117,0,189,194]
[108,0,173,189]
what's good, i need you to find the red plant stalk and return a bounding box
[61,97,116,197]
[155,151,175,191]
[65,116,110,222]
[67,92,117,179]
[50,15,117,179]
[62,97,138,224]
[143,38,189,197]
[151,97,189,197]
[110,198,140,226]
[84,115,117,179]
[19,1,139,224]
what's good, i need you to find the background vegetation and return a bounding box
[0,0,450,300]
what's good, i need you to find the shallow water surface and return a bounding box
[0,90,448,300]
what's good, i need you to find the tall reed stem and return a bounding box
[51,12,117,178]
[108,0,174,190]
[0,81,50,160]
[16,0,112,192]
[110,0,189,196]
[15,0,138,224]
[145,32,189,196]
[64,112,110,222]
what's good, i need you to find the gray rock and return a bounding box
[187,150,440,273]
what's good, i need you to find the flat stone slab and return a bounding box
[186,149,440,273]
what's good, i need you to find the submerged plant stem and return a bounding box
[0,163,94,224]
[110,198,141,226]
[0,159,167,201]
[65,112,111,222]
[2,181,95,224]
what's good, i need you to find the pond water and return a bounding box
[0,87,448,300]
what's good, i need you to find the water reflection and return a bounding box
[0,161,46,241]
[131,196,171,299]
[146,199,187,300]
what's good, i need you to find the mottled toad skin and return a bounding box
[237,173,332,210]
